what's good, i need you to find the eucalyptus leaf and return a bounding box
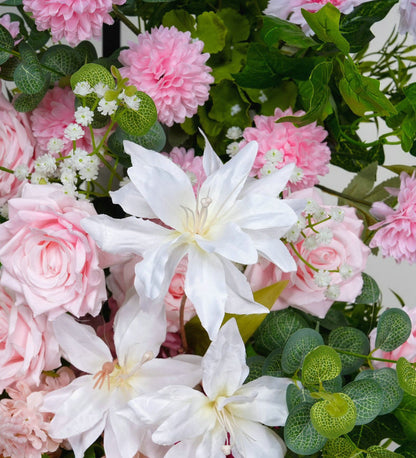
[397,357,416,397]
[0,25,14,66]
[375,308,412,352]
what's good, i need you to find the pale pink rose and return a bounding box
[264,0,371,35]
[164,147,206,194]
[120,25,214,126]
[108,255,195,332]
[30,86,104,156]
[0,286,60,392]
[0,87,36,206]
[369,307,416,369]
[0,183,107,319]
[370,173,416,264]
[22,0,126,46]
[240,108,331,191]
[246,188,370,318]
[399,0,416,40]
[0,368,75,458]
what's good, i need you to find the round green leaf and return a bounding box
[194,11,227,54]
[13,90,46,112]
[244,355,265,383]
[284,403,328,455]
[322,375,343,393]
[0,55,19,81]
[262,348,284,377]
[310,393,357,439]
[14,62,45,94]
[0,24,14,65]
[252,308,309,355]
[40,44,81,81]
[354,272,381,304]
[115,92,157,136]
[355,368,404,415]
[302,345,342,386]
[75,41,98,63]
[376,308,412,352]
[342,379,383,425]
[328,326,370,375]
[322,437,357,457]
[71,62,115,91]
[282,328,324,375]
[367,446,404,458]
[286,383,315,413]
[397,357,416,397]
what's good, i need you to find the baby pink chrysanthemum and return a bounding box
[370,173,416,263]
[164,147,206,193]
[22,0,126,46]
[240,107,331,191]
[264,0,371,35]
[119,26,214,126]
[30,86,100,156]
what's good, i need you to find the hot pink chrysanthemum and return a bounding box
[264,0,371,35]
[22,0,126,46]
[370,173,416,263]
[30,86,101,156]
[240,107,331,191]
[119,26,214,126]
[164,147,206,193]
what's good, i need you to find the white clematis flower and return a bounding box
[41,292,202,458]
[82,136,302,339]
[129,318,292,458]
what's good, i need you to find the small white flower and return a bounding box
[73,81,92,97]
[285,225,301,243]
[64,123,85,141]
[47,138,65,154]
[316,227,333,245]
[265,148,284,164]
[296,215,307,230]
[329,207,345,222]
[60,167,77,186]
[303,234,319,250]
[230,104,241,116]
[313,207,328,222]
[325,284,340,300]
[124,95,141,111]
[290,166,304,184]
[119,176,131,187]
[93,82,109,98]
[258,90,268,103]
[304,199,320,216]
[14,164,29,181]
[0,203,8,219]
[75,106,94,127]
[314,269,332,288]
[260,161,277,177]
[79,155,100,181]
[97,98,118,116]
[34,154,57,176]
[339,264,354,280]
[226,126,243,140]
[30,171,49,185]
[62,183,77,197]
[226,141,240,157]
[69,148,89,170]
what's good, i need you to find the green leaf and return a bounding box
[397,357,416,397]
[281,328,324,375]
[245,355,266,383]
[234,43,321,88]
[356,368,404,415]
[367,446,404,458]
[40,44,81,81]
[218,8,250,43]
[302,3,350,54]
[342,379,383,425]
[0,0,23,5]
[328,326,370,375]
[162,9,196,32]
[253,307,309,355]
[340,0,397,53]
[354,273,381,305]
[262,348,284,377]
[376,309,412,352]
[210,43,247,83]
[261,16,318,49]
[0,55,19,81]
[395,393,416,441]
[75,41,98,64]
[286,384,315,413]
[13,89,46,112]
[284,403,328,455]
[0,25,14,65]
[209,80,250,127]
[340,162,378,205]
[339,58,397,117]
[302,345,342,386]
[14,61,45,95]
[115,92,157,137]
[322,437,357,458]
[194,12,227,54]
[396,441,416,457]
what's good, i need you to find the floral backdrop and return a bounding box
[0,0,416,457]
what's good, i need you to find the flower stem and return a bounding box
[316,184,373,208]
[179,294,189,354]
[112,5,140,35]
[0,166,14,174]
[335,348,397,365]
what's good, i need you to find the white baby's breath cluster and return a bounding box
[259,148,286,178]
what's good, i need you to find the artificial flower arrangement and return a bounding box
[1,0,416,457]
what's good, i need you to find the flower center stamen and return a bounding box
[93,358,118,390]
[181,196,212,235]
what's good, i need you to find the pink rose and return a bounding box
[246,188,370,318]
[0,286,60,392]
[369,307,416,369]
[0,87,36,206]
[0,184,107,319]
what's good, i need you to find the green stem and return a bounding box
[316,184,373,208]
[0,166,14,174]
[289,242,318,273]
[112,5,140,35]
[335,349,397,365]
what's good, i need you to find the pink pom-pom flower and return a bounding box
[120,25,214,126]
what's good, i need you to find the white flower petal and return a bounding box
[199,141,258,218]
[196,222,258,264]
[231,376,291,425]
[252,235,297,272]
[185,248,227,340]
[52,314,112,374]
[113,292,167,368]
[202,319,249,400]
[69,416,107,458]
[110,182,157,219]
[81,214,171,255]
[200,130,222,176]
[241,163,295,198]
